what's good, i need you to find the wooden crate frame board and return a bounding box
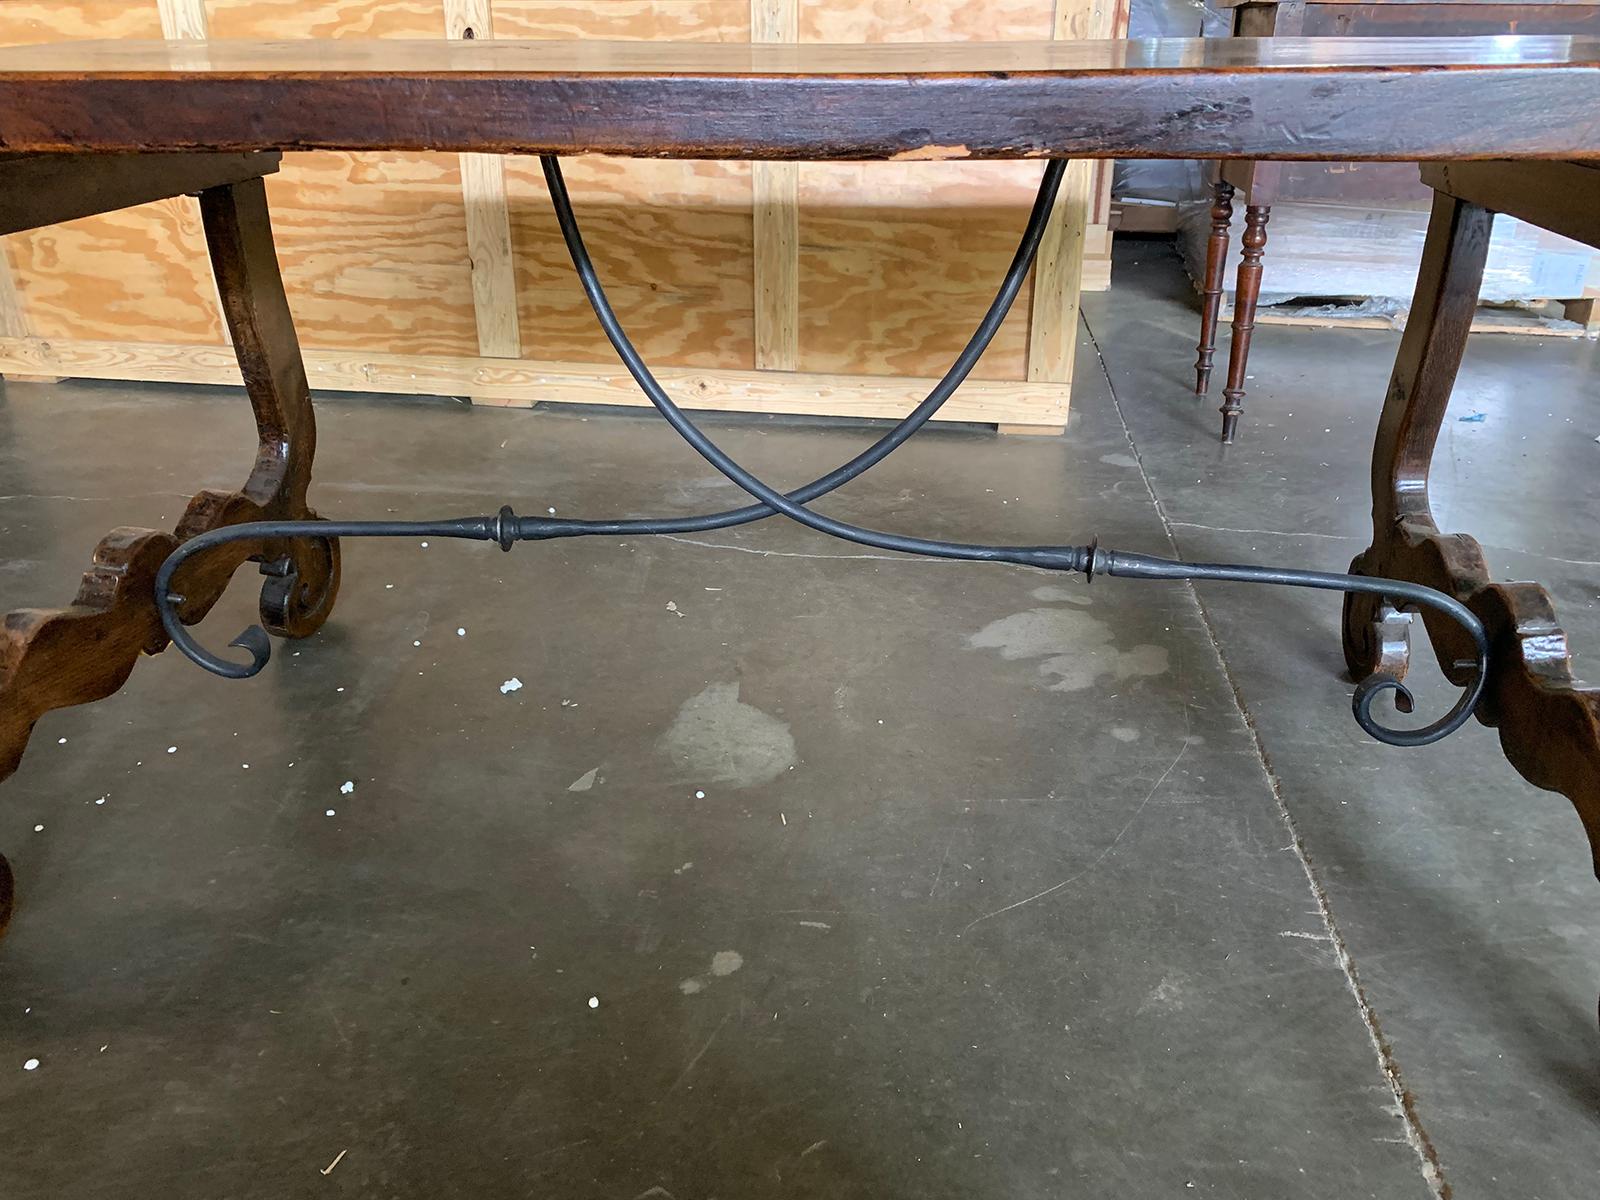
[0,336,1070,425]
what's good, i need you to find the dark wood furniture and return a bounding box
[2,37,1600,938]
[1344,157,1600,869]
[0,149,342,933]
[1195,0,1600,441]
[2,37,1598,158]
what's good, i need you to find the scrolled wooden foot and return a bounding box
[1464,582,1600,877]
[1341,576,1415,711]
[258,520,342,638]
[1355,524,1600,878]
[1,529,178,781]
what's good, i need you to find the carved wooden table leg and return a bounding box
[1343,190,1600,878]
[1219,203,1270,443]
[1193,176,1234,395]
[0,175,340,927]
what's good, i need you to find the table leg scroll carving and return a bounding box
[1343,596,1415,710]
[2,530,178,783]
[1348,529,1600,878]
[0,176,339,794]
[1345,190,1600,877]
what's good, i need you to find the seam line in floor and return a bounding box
[1077,309,1451,1200]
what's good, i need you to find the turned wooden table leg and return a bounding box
[1194,176,1234,395]
[0,175,341,931]
[1219,204,1269,443]
[1344,190,1600,878]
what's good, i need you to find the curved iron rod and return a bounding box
[536,153,1490,746]
[151,155,1490,748]
[537,154,1087,568]
[154,516,1488,746]
[1096,549,1488,748]
[155,158,1074,673]
[155,515,502,679]
[530,156,1068,539]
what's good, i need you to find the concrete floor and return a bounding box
[0,241,1596,1197]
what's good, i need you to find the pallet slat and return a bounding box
[0,0,1120,431]
[0,336,1070,425]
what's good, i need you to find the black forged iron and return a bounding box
[154,155,1489,748]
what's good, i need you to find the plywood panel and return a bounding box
[752,162,798,370]
[0,3,221,347]
[799,0,1052,40]
[795,2,1055,381]
[5,198,227,346]
[493,1,750,41]
[1026,0,1121,383]
[1028,158,1092,384]
[206,2,746,53]
[0,2,161,46]
[261,152,480,355]
[795,162,1047,380]
[505,157,755,369]
[497,4,757,368]
[208,0,446,38]
[494,1,759,363]
[210,2,482,356]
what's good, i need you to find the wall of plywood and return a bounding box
[0,0,1123,430]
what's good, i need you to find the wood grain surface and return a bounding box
[2,38,1597,160]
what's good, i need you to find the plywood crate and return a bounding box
[0,1,1123,432]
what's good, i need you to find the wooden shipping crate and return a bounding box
[0,1,1122,432]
